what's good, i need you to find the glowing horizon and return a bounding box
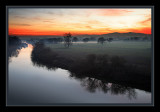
[8,8,151,36]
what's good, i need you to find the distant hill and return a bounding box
[102,32,151,38]
[75,32,151,40]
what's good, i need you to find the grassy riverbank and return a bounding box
[31,41,152,92]
[45,41,151,70]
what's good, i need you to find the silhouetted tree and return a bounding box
[106,37,113,42]
[98,37,105,45]
[130,37,140,41]
[9,36,21,45]
[72,37,78,42]
[8,36,28,62]
[83,38,89,42]
[64,33,72,48]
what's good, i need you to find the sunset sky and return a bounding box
[8,8,151,36]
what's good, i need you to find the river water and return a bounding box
[7,43,152,105]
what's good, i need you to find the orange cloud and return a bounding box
[138,17,151,26]
[96,9,133,16]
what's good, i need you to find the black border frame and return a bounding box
[3,4,156,109]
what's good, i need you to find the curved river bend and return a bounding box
[7,43,151,105]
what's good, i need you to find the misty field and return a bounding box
[45,41,151,66]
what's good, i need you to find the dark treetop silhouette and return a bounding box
[8,36,28,62]
[98,37,105,45]
[64,33,72,48]
[72,37,78,42]
[83,38,90,43]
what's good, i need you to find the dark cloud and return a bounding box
[13,15,27,19]
[11,23,31,26]
[46,10,63,16]
[32,17,42,20]
[43,20,55,23]
[47,11,55,15]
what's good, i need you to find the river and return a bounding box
[7,43,152,105]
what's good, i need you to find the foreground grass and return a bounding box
[45,41,151,66]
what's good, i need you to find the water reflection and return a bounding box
[69,74,137,100]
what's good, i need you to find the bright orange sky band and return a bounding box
[8,8,151,36]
